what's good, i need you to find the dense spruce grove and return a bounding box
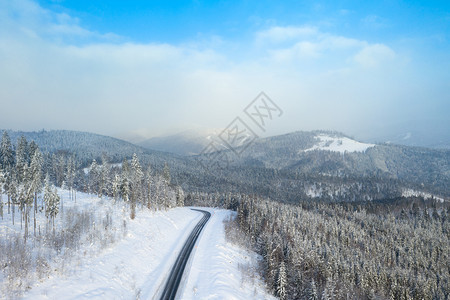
[187,193,449,299]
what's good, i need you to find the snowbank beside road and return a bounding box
[22,202,201,299]
[179,208,276,300]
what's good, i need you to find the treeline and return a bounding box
[181,165,404,203]
[187,192,449,299]
[85,154,184,219]
[0,130,184,232]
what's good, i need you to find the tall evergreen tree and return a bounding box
[163,162,171,185]
[277,261,287,300]
[145,166,153,209]
[89,159,100,195]
[30,149,44,235]
[65,156,76,200]
[112,174,121,202]
[44,175,60,230]
[0,168,4,220]
[15,135,29,183]
[130,154,143,218]
[0,131,14,171]
[1,131,15,212]
[176,186,184,207]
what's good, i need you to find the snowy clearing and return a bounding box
[303,134,375,153]
[402,189,446,203]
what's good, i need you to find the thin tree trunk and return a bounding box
[34,193,37,236]
[24,206,28,242]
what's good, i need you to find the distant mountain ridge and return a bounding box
[3,128,448,201]
[192,130,450,198]
[1,129,176,167]
[139,128,450,156]
[138,129,226,156]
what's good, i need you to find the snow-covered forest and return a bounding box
[0,131,184,297]
[188,192,449,299]
[1,129,449,299]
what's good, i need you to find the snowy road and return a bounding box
[159,209,210,300]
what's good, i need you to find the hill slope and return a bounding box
[138,129,226,156]
[194,131,450,199]
[2,129,179,167]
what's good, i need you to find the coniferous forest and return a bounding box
[187,192,449,299]
[0,129,449,299]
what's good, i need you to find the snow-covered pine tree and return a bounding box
[176,186,184,207]
[121,176,130,203]
[28,140,38,158]
[322,277,336,300]
[130,153,143,218]
[131,154,144,186]
[144,166,153,209]
[89,159,99,195]
[121,158,130,204]
[44,175,60,230]
[112,174,121,202]
[0,168,4,219]
[65,156,76,200]
[277,261,287,300]
[1,131,14,213]
[52,153,67,187]
[15,135,29,183]
[308,279,318,300]
[9,173,18,225]
[100,154,110,198]
[163,162,171,185]
[0,131,15,171]
[29,149,43,235]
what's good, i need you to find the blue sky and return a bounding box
[37,0,449,45]
[0,0,449,145]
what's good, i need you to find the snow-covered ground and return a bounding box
[22,207,202,299]
[1,191,272,299]
[180,208,276,300]
[402,189,446,203]
[304,134,375,153]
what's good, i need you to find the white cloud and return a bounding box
[354,44,396,67]
[361,15,388,29]
[257,25,395,68]
[256,25,318,44]
[0,0,118,42]
[270,41,320,61]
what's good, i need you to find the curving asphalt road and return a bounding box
[159,209,211,300]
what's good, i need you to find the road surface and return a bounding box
[159,209,211,300]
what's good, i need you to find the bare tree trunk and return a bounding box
[24,206,28,242]
[34,193,37,236]
[20,205,23,230]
